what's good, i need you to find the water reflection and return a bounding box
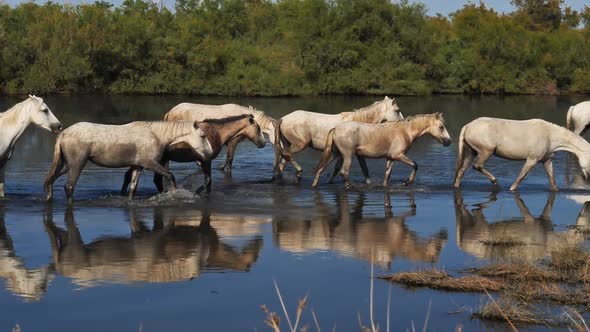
[43,207,263,288]
[273,192,448,266]
[454,191,589,261]
[0,204,52,301]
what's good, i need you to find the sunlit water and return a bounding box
[1,95,590,331]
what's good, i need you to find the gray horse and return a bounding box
[44,121,213,203]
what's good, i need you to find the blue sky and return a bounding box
[1,0,588,16]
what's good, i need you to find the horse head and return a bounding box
[27,95,62,133]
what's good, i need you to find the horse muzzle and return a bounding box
[441,138,451,146]
[256,140,266,148]
[51,123,63,133]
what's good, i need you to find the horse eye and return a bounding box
[42,108,48,113]
[439,125,444,130]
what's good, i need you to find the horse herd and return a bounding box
[1,95,590,203]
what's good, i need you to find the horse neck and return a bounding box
[554,127,590,157]
[390,116,433,142]
[340,108,383,123]
[146,122,192,144]
[252,111,274,134]
[342,103,384,123]
[0,102,32,151]
[215,118,251,145]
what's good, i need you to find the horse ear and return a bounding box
[436,112,443,119]
[391,98,396,104]
[28,94,34,99]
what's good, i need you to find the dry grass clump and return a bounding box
[379,269,504,293]
[466,263,564,282]
[473,297,562,327]
[547,244,590,283]
[509,282,590,307]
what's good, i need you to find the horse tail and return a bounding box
[566,106,574,131]
[316,128,336,174]
[44,133,64,191]
[454,125,467,182]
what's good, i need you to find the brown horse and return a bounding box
[164,103,277,174]
[44,121,213,203]
[313,113,451,188]
[128,114,266,195]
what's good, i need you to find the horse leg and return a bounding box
[121,168,133,195]
[383,159,394,186]
[454,147,475,188]
[0,164,5,198]
[543,159,558,191]
[153,160,169,193]
[64,161,87,205]
[219,136,243,175]
[357,156,371,184]
[472,151,498,188]
[196,160,212,194]
[509,159,538,191]
[278,140,306,179]
[144,161,176,192]
[327,157,344,184]
[397,154,418,186]
[312,153,338,188]
[340,154,354,190]
[45,163,69,201]
[128,167,143,200]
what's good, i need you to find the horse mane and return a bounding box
[340,99,391,123]
[200,114,253,125]
[250,109,275,130]
[130,121,196,140]
[0,99,31,126]
[387,114,441,131]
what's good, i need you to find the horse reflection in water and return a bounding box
[273,192,448,266]
[454,191,590,261]
[43,207,263,287]
[0,204,52,301]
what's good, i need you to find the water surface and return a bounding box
[1,95,589,331]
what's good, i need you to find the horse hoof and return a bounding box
[365,179,371,185]
[402,181,411,186]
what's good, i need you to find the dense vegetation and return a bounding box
[0,0,589,95]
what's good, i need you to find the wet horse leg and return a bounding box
[196,160,212,194]
[219,136,244,175]
[45,161,69,201]
[509,158,538,191]
[543,158,558,191]
[121,168,133,195]
[153,160,170,193]
[64,159,87,205]
[453,147,475,188]
[471,150,498,188]
[0,162,5,198]
[383,159,394,186]
[144,161,176,192]
[275,140,305,179]
[327,157,344,184]
[397,154,418,186]
[357,156,371,184]
[340,153,354,189]
[128,167,143,200]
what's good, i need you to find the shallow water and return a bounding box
[1,95,590,331]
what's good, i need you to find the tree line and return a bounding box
[0,0,589,96]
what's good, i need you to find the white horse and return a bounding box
[454,117,590,191]
[566,101,590,135]
[0,95,62,197]
[274,96,404,180]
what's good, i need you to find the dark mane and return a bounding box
[200,114,253,124]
